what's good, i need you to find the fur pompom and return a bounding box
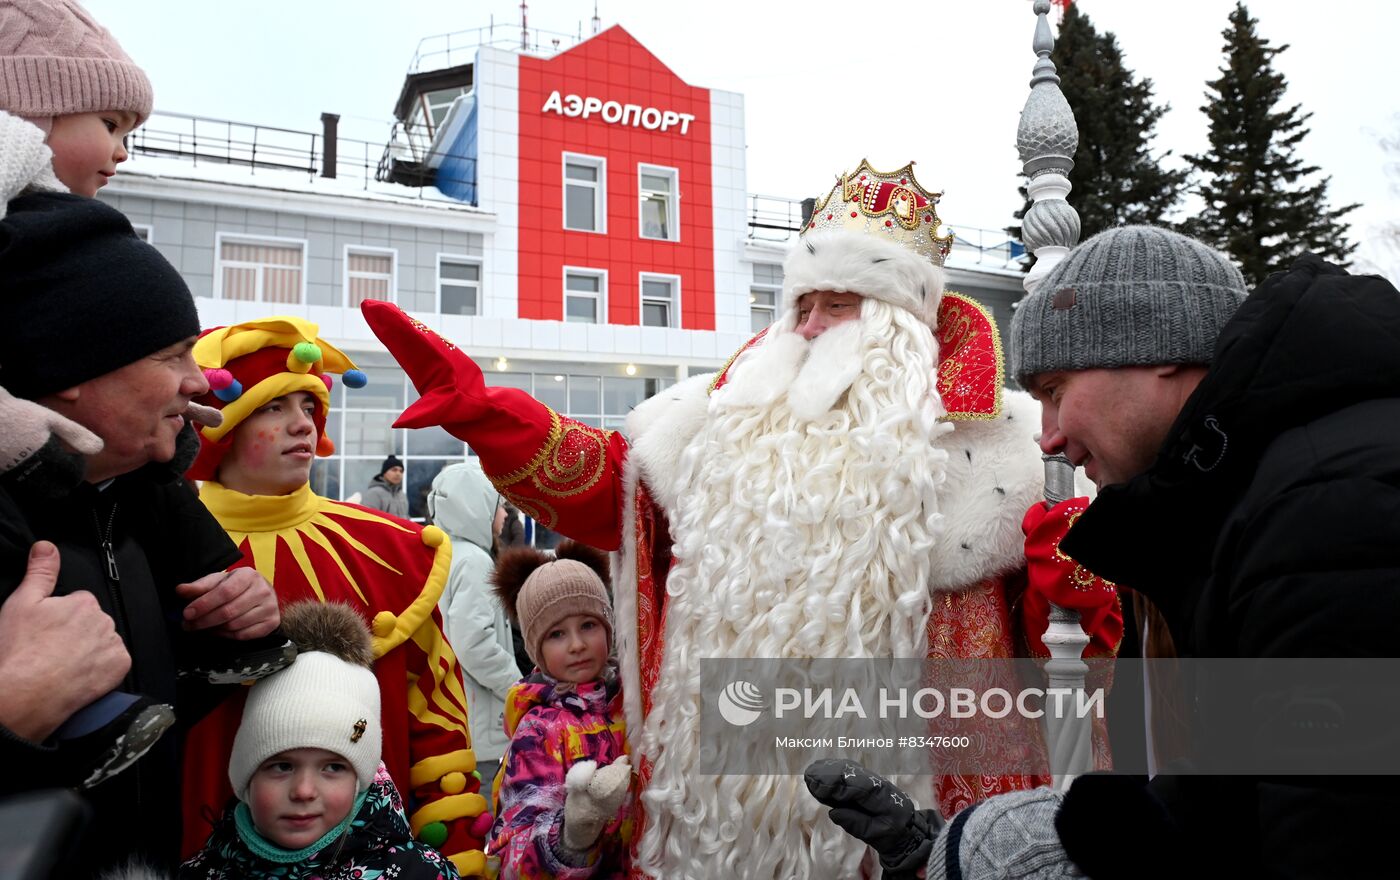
[491,545,553,624]
[554,539,610,587]
[279,601,373,668]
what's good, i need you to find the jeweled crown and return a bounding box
[803,159,954,266]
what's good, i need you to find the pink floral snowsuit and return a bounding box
[487,666,631,879]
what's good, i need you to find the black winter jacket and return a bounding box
[1055,256,1400,878]
[0,464,243,877]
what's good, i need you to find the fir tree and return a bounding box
[1186,2,1358,286]
[1009,4,1188,265]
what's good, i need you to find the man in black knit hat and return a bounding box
[362,453,408,517]
[0,192,286,876]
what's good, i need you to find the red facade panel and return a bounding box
[516,27,716,330]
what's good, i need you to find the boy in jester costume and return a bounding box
[178,317,492,877]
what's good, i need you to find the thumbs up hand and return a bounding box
[0,542,130,741]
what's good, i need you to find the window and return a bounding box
[439,256,482,316]
[216,234,306,303]
[563,153,605,233]
[639,165,679,241]
[564,269,606,323]
[419,86,470,134]
[751,263,783,332]
[640,273,680,328]
[345,247,396,307]
[131,223,153,242]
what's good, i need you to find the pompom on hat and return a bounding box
[0,0,154,127]
[491,540,613,672]
[187,316,366,481]
[228,602,381,797]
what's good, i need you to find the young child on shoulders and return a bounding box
[1,0,146,201]
[181,601,459,879]
[487,540,633,879]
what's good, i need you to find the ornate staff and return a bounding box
[1017,0,1091,787]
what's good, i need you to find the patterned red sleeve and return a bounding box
[361,299,628,550]
[1020,498,1124,659]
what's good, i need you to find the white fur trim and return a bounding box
[611,451,647,757]
[623,371,714,515]
[927,389,1047,592]
[782,228,944,326]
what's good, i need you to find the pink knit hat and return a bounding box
[0,0,153,126]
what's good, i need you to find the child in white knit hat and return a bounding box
[486,540,633,879]
[180,602,459,879]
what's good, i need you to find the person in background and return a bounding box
[363,455,408,517]
[429,460,523,802]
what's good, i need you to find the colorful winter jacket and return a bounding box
[487,667,631,879]
[180,763,460,879]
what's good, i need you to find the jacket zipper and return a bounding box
[94,503,129,631]
[94,500,141,807]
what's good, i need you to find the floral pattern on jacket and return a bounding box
[180,764,460,880]
[487,666,631,879]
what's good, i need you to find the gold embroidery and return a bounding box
[501,492,559,529]
[936,291,1005,423]
[490,409,564,487]
[534,422,611,498]
[483,407,614,524]
[406,316,458,351]
[1051,509,1117,590]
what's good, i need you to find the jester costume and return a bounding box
[361,161,1122,879]
[179,318,490,877]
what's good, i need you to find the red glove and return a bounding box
[1020,498,1123,658]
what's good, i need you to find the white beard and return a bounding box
[635,301,951,879]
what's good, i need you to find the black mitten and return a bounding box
[804,758,943,879]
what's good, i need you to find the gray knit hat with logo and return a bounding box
[1009,226,1247,386]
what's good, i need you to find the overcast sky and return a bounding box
[86,0,1400,275]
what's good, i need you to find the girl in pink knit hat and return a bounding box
[486,540,634,879]
[0,0,153,198]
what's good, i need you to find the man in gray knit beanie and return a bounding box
[1009,226,1247,489]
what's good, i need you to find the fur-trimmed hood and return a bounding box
[781,228,945,327]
